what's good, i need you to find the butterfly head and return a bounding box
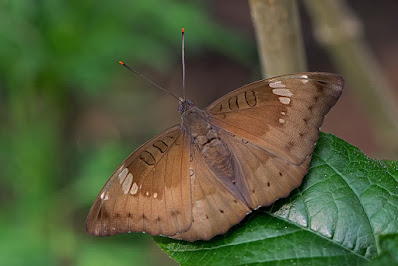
[178,99,194,115]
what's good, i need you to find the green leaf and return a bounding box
[370,234,398,265]
[154,133,398,265]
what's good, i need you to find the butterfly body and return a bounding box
[87,72,343,241]
[182,104,236,185]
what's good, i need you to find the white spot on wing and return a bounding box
[153,192,158,198]
[281,112,286,115]
[130,182,138,195]
[118,168,128,184]
[122,173,133,194]
[100,192,105,199]
[279,118,285,123]
[301,75,309,83]
[272,88,293,97]
[269,81,286,88]
[146,191,150,197]
[279,97,291,105]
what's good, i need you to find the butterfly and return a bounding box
[86,71,343,241]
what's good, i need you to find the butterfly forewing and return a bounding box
[206,72,343,165]
[86,125,193,237]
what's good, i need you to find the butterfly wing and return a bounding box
[219,129,311,209]
[206,72,343,165]
[86,125,193,237]
[171,143,250,241]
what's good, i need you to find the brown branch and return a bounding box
[249,0,307,78]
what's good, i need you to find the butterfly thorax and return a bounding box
[181,106,236,183]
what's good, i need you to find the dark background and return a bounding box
[0,1,397,265]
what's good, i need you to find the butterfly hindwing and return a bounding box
[171,144,250,241]
[206,72,343,165]
[219,129,311,209]
[86,125,193,237]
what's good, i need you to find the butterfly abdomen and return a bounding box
[201,137,235,181]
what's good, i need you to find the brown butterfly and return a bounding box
[86,70,343,241]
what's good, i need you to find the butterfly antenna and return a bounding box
[119,61,181,102]
[182,28,186,101]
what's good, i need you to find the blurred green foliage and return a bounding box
[0,1,253,265]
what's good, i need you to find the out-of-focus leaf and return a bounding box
[74,142,132,204]
[0,0,254,95]
[370,234,398,265]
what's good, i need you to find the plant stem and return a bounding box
[303,0,398,157]
[249,0,307,78]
